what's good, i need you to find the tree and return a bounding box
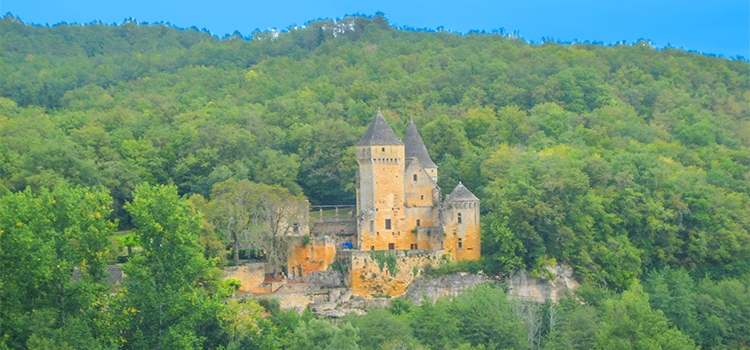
[291,319,359,350]
[452,285,526,349]
[643,267,700,343]
[421,114,470,163]
[246,183,308,277]
[208,179,256,265]
[596,282,697,350]
[411,298,459,350]
[209,179,308,274]
[120,183,220,349]
[0,185,116,348]
[344,308,417,350]
[543,298,599,350]
[187,193,225,261]
[220,299,264,347]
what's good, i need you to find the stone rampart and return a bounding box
[337,249,443,297]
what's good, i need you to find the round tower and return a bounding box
[442,182,481,261]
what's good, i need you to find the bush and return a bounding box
[423,259,485,278]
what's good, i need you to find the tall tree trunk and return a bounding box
[233,231,240,266]
[158,300,163,350]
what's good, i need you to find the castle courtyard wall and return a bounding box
[337,249,443,297]
[287,236,337,279]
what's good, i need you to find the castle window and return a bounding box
[293,223,299,234]
[371,246,375,251]
[370,220,375,235]
[416,219,421,227]
[457,213,463,224]
[413,174,417,181]
[382,147,385,152]
[389,243,395,250]
[410,243,418,250]
[385,219,392,230]
[420,195,424,200]
[458,238,463,250]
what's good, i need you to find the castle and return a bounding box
[354,111,481,261]
[246,111,482,298]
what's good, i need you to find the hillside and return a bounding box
[1,14,749,349]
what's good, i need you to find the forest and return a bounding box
[1,13,749,349]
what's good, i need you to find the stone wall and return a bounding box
[414,226,445,253]
[223,263,266,295]
[337,249,443,297]
[310,217,357,250]
[287,235,337,279]
[311,217,357,236]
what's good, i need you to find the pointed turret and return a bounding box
[404,120,437,169]
[446,182,479,202]
[357,111,403,146]
[442,181,481,261]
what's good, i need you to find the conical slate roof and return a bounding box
[446,182,479,202]
[357,111,404,146]
[404,120,437,169]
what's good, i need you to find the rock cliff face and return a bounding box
[402,272,487,305]
[401,265,579,305]
[506,265,579,303]
[233,265,580,314]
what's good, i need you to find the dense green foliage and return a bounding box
[1,13,749,349]
[0,186,116,348]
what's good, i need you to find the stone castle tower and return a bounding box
[355,111,480,261]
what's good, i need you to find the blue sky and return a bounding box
[3,0,748,58]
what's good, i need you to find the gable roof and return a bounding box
[404,120,437,169]
[357,111,404,146]
[446,182,479,202]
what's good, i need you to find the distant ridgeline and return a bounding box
[1,13,749,290]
